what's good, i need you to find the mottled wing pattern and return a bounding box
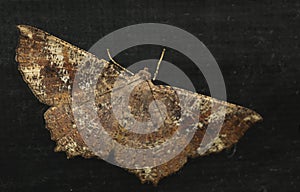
[16,25,262,185]
[17,25,87,105]
[15,25,123,158]
[127,84,262,184]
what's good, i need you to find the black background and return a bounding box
[0,0,299,191]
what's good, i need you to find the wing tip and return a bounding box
[16,24,35,39]
[245,110,263,124]
[16,24,25,30]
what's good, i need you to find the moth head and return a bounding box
[137,67,151,80]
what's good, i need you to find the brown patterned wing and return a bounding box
[16,25,117,106]
[125,83,262,185]
[15,25,123,158]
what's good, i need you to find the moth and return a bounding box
[16,25,262,185]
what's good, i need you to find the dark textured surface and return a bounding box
[0,0,299,191]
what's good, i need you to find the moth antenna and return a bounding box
[152,48,166,81]
[107,49,134,76]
